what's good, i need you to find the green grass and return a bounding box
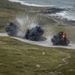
[0,0,75,75]
[0,36,75,75]
[0,0,27,32]
[0,0,56,32]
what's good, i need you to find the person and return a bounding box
[58,32,67,45]
[62,32,66,39]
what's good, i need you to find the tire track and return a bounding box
[0,33,75,49]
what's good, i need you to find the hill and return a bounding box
[0,36,75,75]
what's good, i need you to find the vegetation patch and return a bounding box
[0,36,75,75]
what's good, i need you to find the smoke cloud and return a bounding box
[15,15,39,37]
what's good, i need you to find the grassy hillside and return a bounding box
[0,0,56,32]
[0,0,75,75]
[0,0,27,32]
[0,36,75,75]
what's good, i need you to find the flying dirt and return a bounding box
[24,26,46,41]
[5,22,70,46]
[0,33,75,49]
[5,22,46,41]
[5,22,19,37]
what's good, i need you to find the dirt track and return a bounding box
[0,33,75,49]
